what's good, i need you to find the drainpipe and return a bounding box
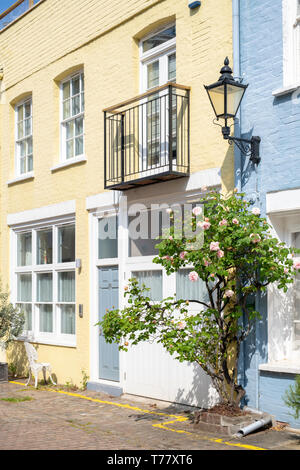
[232,0,242,193]
[235,415,272,438]
[232,0,246,396]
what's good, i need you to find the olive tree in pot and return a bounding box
[99,190,299,409]
[0,283,24,382]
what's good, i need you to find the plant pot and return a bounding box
[0,362,8,383]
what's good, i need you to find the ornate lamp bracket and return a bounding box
[222,125,261,165]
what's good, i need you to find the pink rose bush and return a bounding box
[100,190,299,408]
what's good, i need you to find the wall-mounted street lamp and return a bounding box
[204,57,261,164]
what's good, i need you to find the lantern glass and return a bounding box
[206,85,225,118]
[226,84,245,117]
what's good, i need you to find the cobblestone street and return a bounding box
[0,380,299,451]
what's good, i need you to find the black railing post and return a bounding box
[168,84,173,172]
[121,113,125,182]
[104,111,107,188]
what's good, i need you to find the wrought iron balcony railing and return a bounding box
[103,83,190,190]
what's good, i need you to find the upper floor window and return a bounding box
[140,25,176,169]
[15,98,33,176]
[142,25,176,53]
[60,72,84,160]
[140,24,176,92]
[283,0,300,85]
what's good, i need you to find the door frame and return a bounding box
[89,197,128,389]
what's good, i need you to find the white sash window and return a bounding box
[15,98,33,176]
[60,72,84,161]
[283,0,300,86]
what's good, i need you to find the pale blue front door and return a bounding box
[98,266,119,381]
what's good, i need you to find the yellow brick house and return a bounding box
[0,0,234,406]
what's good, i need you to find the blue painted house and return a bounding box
[235,0,300,428]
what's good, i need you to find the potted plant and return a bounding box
[0,282,25,383]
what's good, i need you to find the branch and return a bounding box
[187,299,210,309]
[205,279,215,310]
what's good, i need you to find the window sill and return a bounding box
[272,82,300,97]
[17,334,76,349]
[7,172,34,186]
[259,361,300,375]
[51,156,87,172]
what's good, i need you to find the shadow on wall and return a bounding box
[174,362,219,409]
[221,145,235,194]
[6,340,59,384]
[7,341,58,384]
[6,341,29,378]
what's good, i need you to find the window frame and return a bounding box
[291,230,300,352]
[283,0,300,86]
[60,71,85,163]
[139,24,176,171]
[140,22,176,92]
[13,220,76,347]
[14,96,33,177]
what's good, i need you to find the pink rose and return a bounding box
[252,207,260,216]
[232,218,239,225]
[198,221,211,230]
[219,219,228,227]
[250,233,261,244]
[177,320,187,330]
[204,259,211,267]
[210,241,220,251]
[169,236,173,241]
[180,251,187,260]
[224,289,234,298]
[189,271,199,282]
[284,267,289,274]
[192,206,202,216]
[217,250,224,258]
[293,260,300,271]
[163,255,170,260]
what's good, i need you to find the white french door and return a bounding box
[140,47,176,174]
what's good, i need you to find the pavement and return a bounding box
[0,379,299,451]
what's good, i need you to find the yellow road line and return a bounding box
[9,381,266,450]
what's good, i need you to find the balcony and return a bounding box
[104,83,190,190]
